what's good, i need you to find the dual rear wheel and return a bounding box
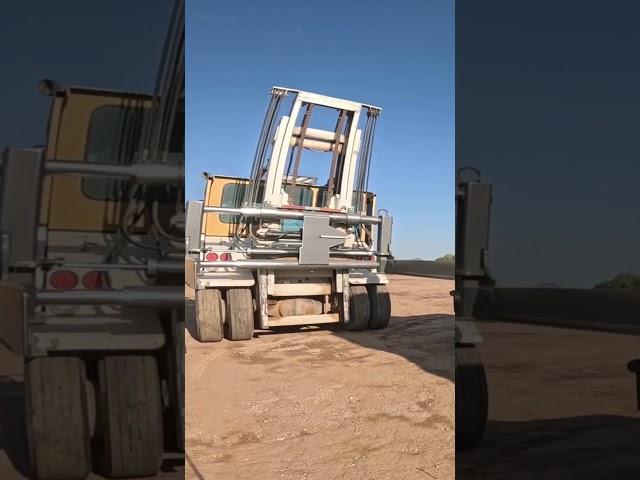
[25,355,164,479]
[193,287,253,342]
[343,284,392,331]
[192,284,391,342]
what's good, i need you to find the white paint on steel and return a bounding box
[266,313,340,327]
[272,282,332,297]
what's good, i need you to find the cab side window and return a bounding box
[83,105,184,200]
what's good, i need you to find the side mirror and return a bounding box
[37,78,66,96]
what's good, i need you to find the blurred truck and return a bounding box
[0,1,185,478]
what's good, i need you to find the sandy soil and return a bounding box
[185,275,455,480]
[4,274,634,479]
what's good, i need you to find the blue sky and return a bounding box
[0,1,170,149]
[186,0,454,260]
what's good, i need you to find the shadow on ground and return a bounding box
[0,379,28,479]
[457,415,640,480]
[186,295,454,382]
[457,316,640,479]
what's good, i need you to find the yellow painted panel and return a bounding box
[202,177,249,237]
[42,89,153,231]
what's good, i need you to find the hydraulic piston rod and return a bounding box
[36,286,184,307]
[242,247,382,257]
[203,206,381,225]
[45,160,184,184]
[53,260,184,273]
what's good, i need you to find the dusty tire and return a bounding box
[343,285,371,331]
[455,345,488,451]
[367,284,391,329]
[96,356,163,478]
[225,288,254,341]
[193,288,224,342]
[25,357,91,480]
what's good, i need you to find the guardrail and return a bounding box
[482,287,640,335]
[385,260,454,279]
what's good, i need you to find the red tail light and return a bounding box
[219,252,231,261]
[204,252,218,261]
[49,270,78,289]
[82,271,110,289]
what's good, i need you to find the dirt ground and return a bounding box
[3,273,636,479]
[185,275,455,480]
[457,320,640,480]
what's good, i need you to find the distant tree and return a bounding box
[434,253,455,263]
[594,273,640,290]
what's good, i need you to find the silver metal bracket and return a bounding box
[299,215,347,265]
[341,270,350,324]
[258,270,269,329]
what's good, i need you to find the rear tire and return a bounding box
[367,284,391,329]
[193,288,224,342]
[455,345,488,451]
[96,356,163,478]
[225,288,254,340]
[25,357,91,480]
[343,285,371,331]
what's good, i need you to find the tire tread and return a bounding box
[225,288,254,340]
[97,355,163,478]
[25,357,91,480]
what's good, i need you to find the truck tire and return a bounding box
[343,285,371,331]
[455,345,488,451]
[25,357,91,480]
[193,288,224,342]
[225,288,254,340]
[96,356,163,478]
[367,284,391,329]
